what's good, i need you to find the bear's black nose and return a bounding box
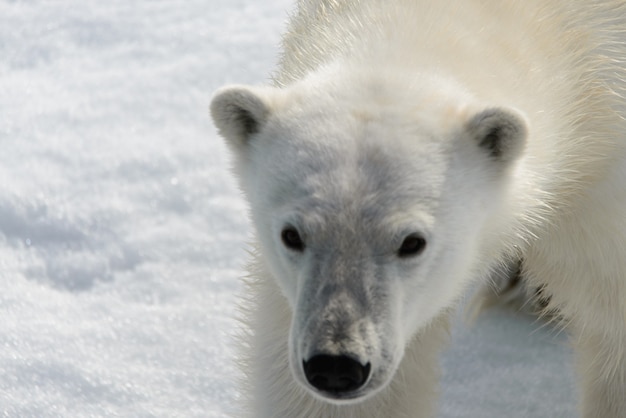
[303,354,370,394]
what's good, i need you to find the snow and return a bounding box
[0,0,575,416]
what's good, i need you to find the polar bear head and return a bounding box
[211,68,526,403]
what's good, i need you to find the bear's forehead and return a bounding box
[262,130,445,221]
[251,82,464,228]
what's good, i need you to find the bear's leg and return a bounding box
[525,265,626,417]
[524,265,626,417]
[525,249,626,417]
[523,174,626,417]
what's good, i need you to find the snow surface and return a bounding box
[0,0,576,416]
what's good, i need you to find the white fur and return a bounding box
[211,1,626,417]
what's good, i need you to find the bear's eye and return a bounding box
[397,234,426,258]
[281,227,305,252]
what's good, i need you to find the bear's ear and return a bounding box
[210,85,275,150]
[465,107,527,164]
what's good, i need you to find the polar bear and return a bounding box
[210,1,626,417]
